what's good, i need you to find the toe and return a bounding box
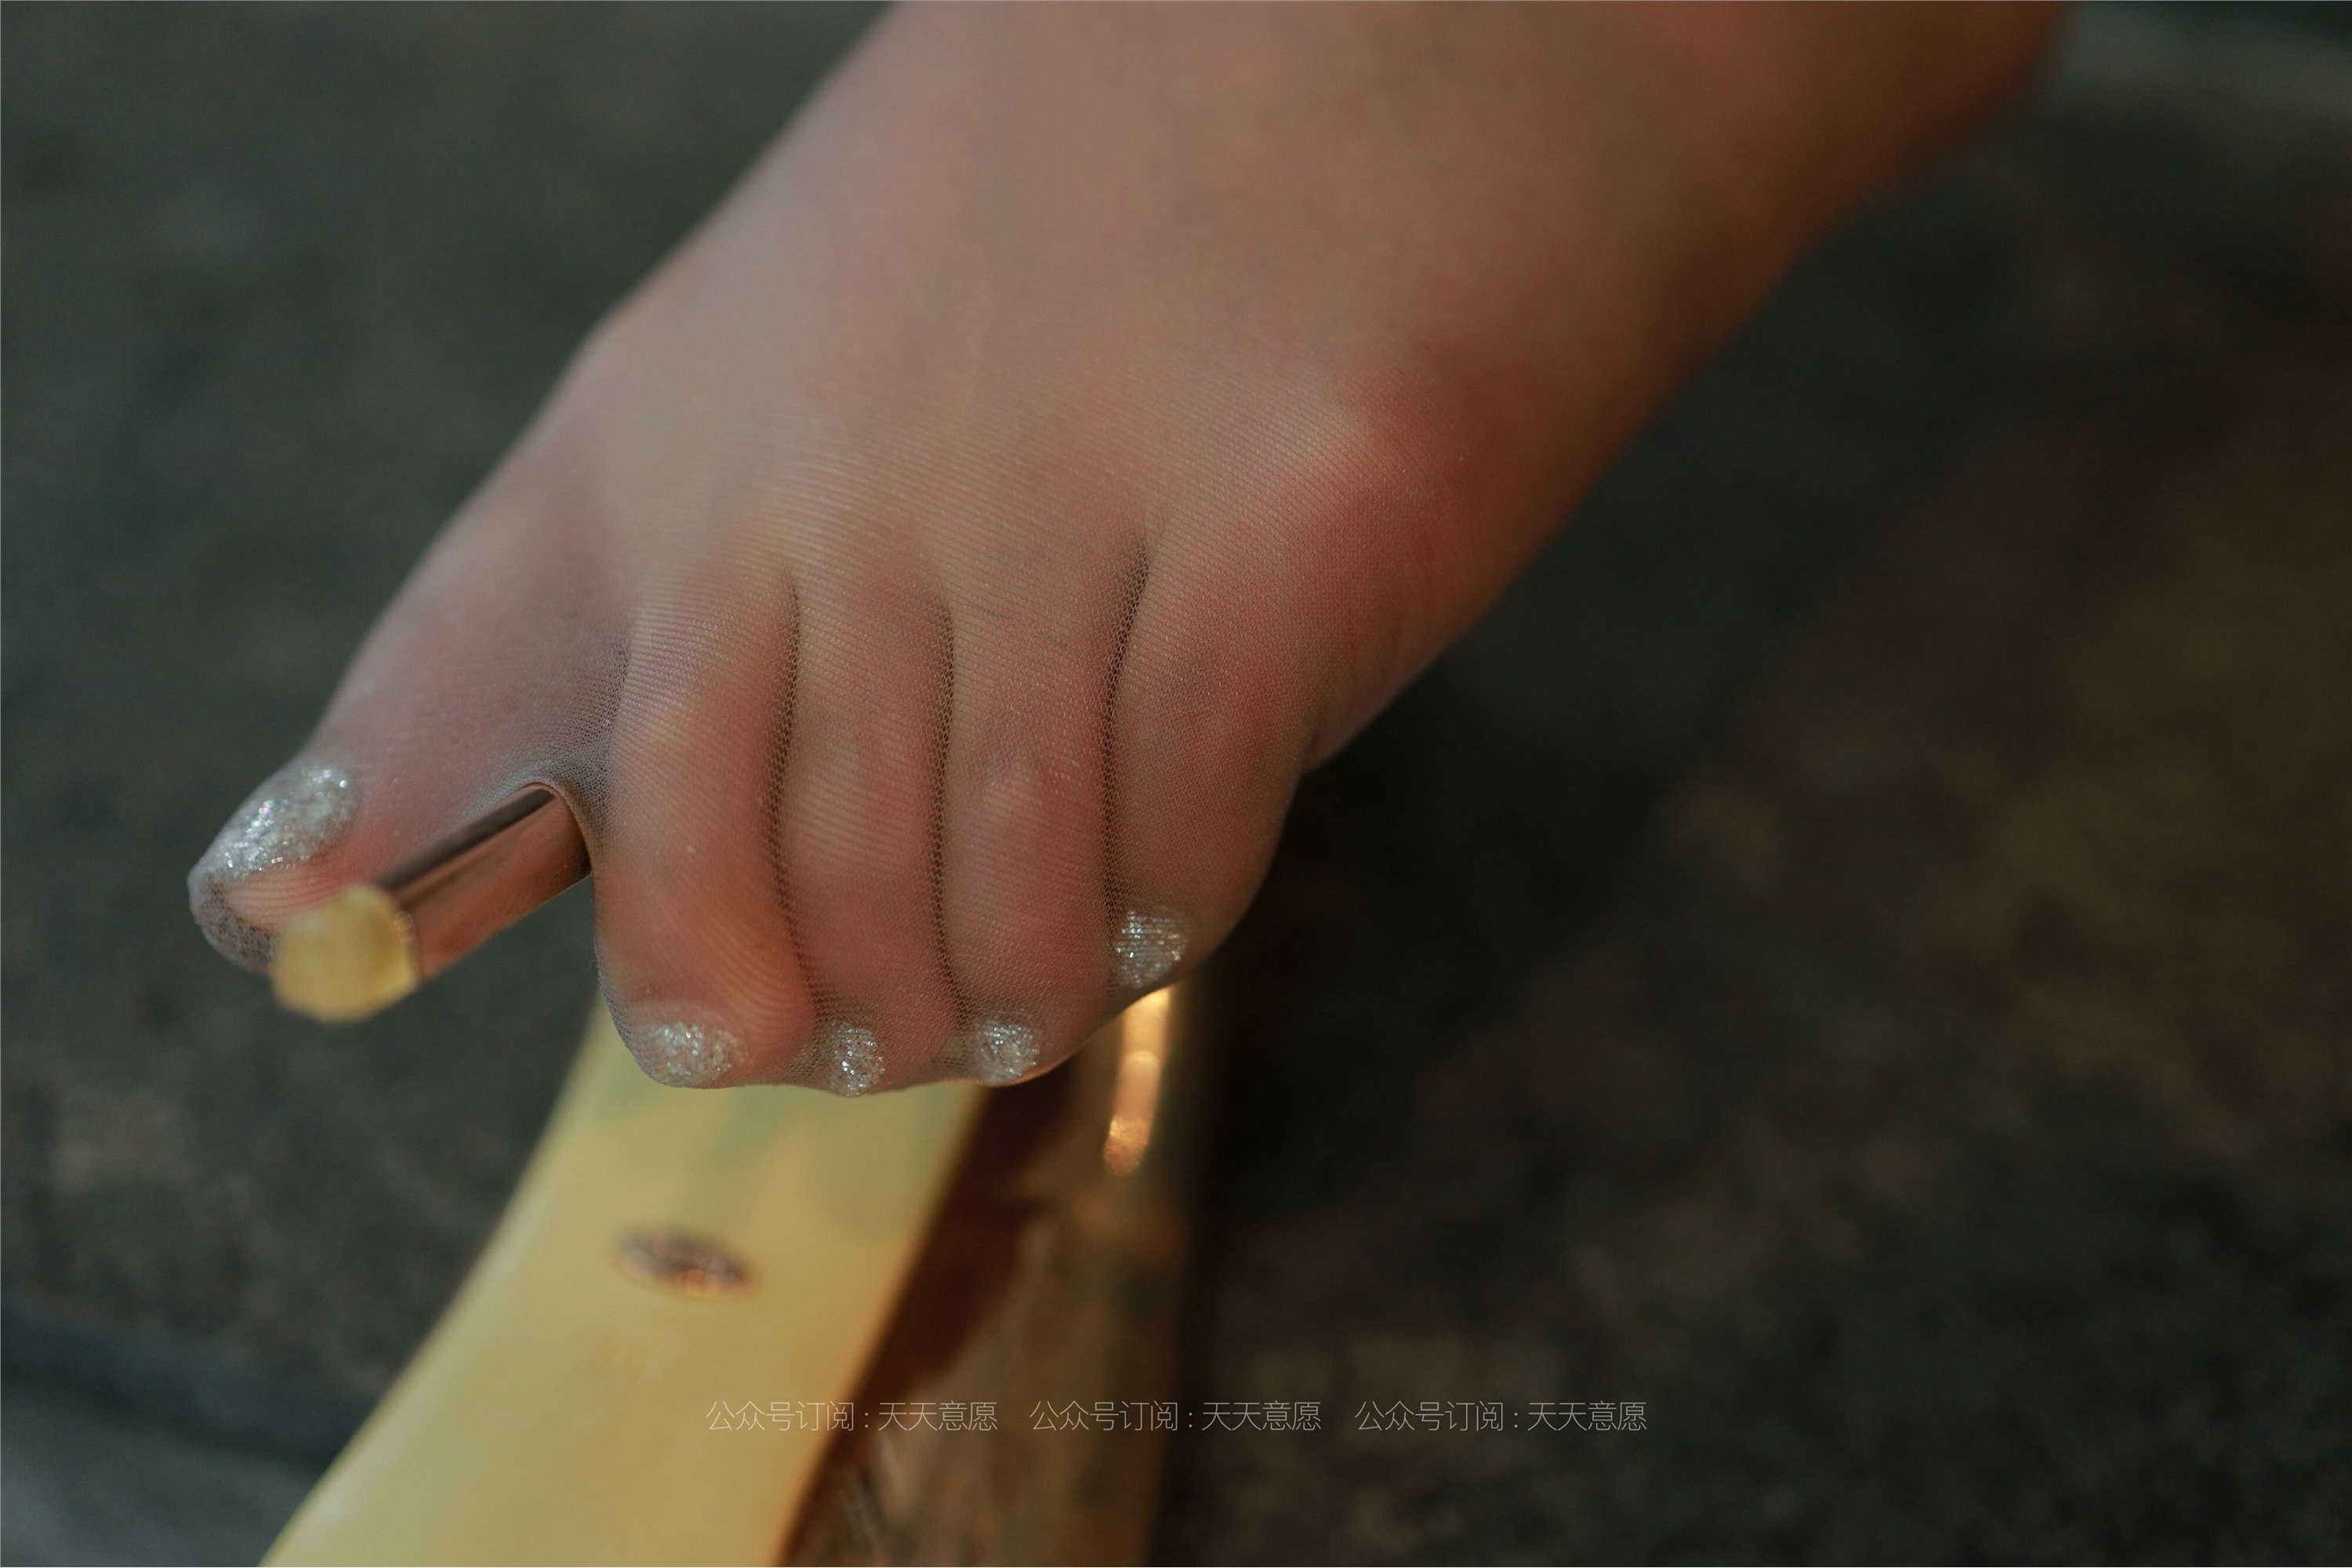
[937,593,1127,1083]
[593,557,815,1086]
[190,470,622,970]
[1108,535,1318,996]
[771,563,960,1091]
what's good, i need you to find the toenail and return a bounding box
[965,1018,1040,1086]
[622,1015,742,1087]
[188,759,359,968]
[808,1022,884,1097]
[1112,909,1187,992]
[201,760,358,880]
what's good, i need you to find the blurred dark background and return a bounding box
[5,5,2350,1563]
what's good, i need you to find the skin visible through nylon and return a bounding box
[188,7,2060,1091]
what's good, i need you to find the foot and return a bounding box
[191,5,2054,1091]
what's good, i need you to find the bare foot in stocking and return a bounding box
[192,5,2055,1091]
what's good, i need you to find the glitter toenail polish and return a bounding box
[188,759,359,967]
[201,760,359,881]
[1112,909,1187,992]
[810,1022,884,1097]
[966,1018,1041,1086]
[624,1016,742,1087]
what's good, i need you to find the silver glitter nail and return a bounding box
[626,1017,741,1088]
[188,760,359,969]
[965,1018,1040,1086]
[1112,909,1187,992]
[811,1022,884,1098]
[202,760,358,880]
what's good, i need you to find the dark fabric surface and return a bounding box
[2,1382,317,1568]
[5,6,2348,1563]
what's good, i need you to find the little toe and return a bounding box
[1108,540,1320,997]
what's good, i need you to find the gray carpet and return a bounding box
[5,6,2349,1563]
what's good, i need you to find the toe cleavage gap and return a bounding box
[759,578,806,935]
